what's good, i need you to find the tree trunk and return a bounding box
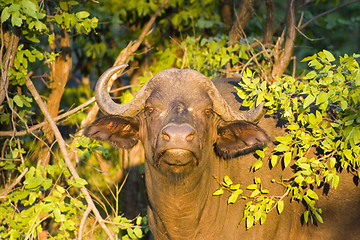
[0,27,20,106]
[271,0,297,78]
[229,0,254,46]
[39,29,72,166]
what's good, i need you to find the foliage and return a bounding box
[0,0,146,239]
[1,0,360,238]
[214,50,360,228]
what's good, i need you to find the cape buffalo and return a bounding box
[85,64,360,239]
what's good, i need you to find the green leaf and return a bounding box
[228,189,242,204]
[271,155,278,167]
[70,178,88,188]
[13,95,23,107]
[59,1,68,11]
[246,215,254,229]
[301,54,317,62]
[303,210,310,223]
[76,11,90,19]
[24,176,44,190]
[1,7,10,23]
[274,144,289,152]
[303,94,316,109]
[56,185,66,194]
[283,152,292,167]
[250,189,260,198]
[213,188,224,196]
[230,184,240,190]
[11,11,22,27]
[332,174,340,189]
[251,160,263,171]
[316,92,329,105]
[133,227,143,238]
[22,0,37,11]
[313,211,324,224]
[306,189,319,200]
[323,50,335,62]
[223,176,233,187]
[136,216,142,225]
[329,157,336,168]
[277,200,284,214]
[247,184,258,190]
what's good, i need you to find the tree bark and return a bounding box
[229,0,254,46]
[264,0,275,46]
[0,26,20,106]
[221,0,233,31]
[39,29,72,166]
[271,0,296,78]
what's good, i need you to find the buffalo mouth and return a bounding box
[155,149,198,173]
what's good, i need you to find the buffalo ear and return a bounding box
[84,116,139,149]
[214,121,270,159]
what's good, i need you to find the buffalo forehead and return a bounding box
[148,74,212,109]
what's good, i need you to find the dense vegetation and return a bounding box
[0,0,359,239]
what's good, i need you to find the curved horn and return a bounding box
[239,102,265,123]
[95,64,151,116]
[95,66,264,121]
[209,76,265,122]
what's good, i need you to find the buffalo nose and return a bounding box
[162,124,195,142]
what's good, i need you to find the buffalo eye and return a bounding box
[145,106,154,114]
[204,108,213,117]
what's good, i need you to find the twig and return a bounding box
[102,220,143,228]
[299,0,360,30]
[267,188,291,213]
[0,168,28,198]
[25,77,115,240]
[78,206,92,240]
[0,97,95,137]
[114,0,170,66]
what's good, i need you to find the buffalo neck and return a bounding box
[145,154,216,240]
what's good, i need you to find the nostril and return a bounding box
[162,131,171,141]
[186,134,194,142]
[161,124,196,143]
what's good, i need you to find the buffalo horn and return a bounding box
[95,64,151,117]
[95,65,264,122]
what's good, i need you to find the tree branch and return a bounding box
[0,26,20,106]
[25,77,115,240]
[299,0,360,30]
[0,168,28,198]
[271,0,297,78]
[76,0,170,135]
[78,205,92,240]
[114,0,170,66]
[229,0,254,46]
[264,0,275,45]
[0,97,95,137]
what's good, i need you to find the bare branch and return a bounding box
[272,0,297,78]
[0,26,20,106]
[229,0,254,46]
[25,77,115,240]
[0,97,96,137]
[0,168,28,198]
[78,206,92,240]
[299,0,360,30]
[114,0,170,66]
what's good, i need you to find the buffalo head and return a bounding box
[85,65,269,178]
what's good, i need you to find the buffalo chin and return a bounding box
[155,149,198,175]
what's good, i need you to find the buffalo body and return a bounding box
[85,65,360,239]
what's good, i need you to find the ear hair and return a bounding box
[84,115,139,149]
[214,121,270,159]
